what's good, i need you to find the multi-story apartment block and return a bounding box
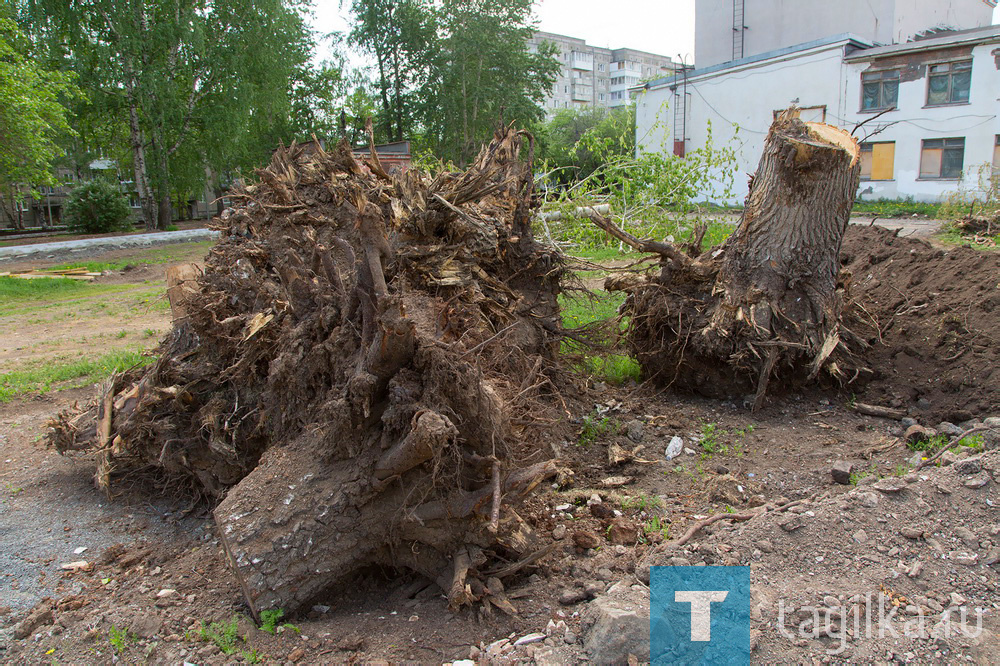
[527,31,678,114]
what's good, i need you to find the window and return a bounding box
[927,60,971,105]
[599,93,605,102]
[598,63,605,72]
[861,69,899,111]
[859,142,895,180]
[919,138,965,179]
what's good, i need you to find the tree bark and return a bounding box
[605,113,862,406]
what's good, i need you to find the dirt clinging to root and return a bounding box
[841,225,1000,422]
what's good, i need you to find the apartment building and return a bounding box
[527,31,677,114]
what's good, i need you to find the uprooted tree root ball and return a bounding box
[48,125,570,618]
[597,114,868,408]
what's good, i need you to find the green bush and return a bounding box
[64,180,133,233]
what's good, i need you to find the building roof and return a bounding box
[640,33,873,92]
[844,23,1000,61]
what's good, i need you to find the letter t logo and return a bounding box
[675,591,729,641]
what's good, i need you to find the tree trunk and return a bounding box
[126,85,157,231]
[157,193,172,229]
[600,113,862,407]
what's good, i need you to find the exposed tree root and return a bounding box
[49,124,568,617]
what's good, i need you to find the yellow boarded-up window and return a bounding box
[860,142,895,181]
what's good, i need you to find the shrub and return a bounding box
[63,180,133,233]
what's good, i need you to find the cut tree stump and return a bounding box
[597,111,864,407]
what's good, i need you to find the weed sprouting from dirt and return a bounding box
[578,411,616,446]
[259,608,299,635]
[196,616,258,660]
[108,625,132,654]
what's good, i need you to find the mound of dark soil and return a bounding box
[841,225,1000,422]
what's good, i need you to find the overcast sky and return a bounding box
[313,1,1000,68]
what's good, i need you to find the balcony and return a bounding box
[571,52,594,71]
[571,84,593,101]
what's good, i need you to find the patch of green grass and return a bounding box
[621,494,664,512]
[578,410,615,447]
[560,291,625,328]
[849,464,877,486]
[0,280,139,316]
[935,224,1000,251]
[643,515,670,540]
[108,625,132,654]
[0,348,155,402]
[696,422,754,457]
[197,617,241,655]
[258,608,299,634]
[559,291,640,385]
[853,197,943,218]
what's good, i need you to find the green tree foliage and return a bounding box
[347,0,559,164]
[348,0,437,143]
[63,179,132,233]
[0,15,79,192]
[540,116,739,252]
[535,105,636,183]
[422,0,560,165]
[21,0,316,229]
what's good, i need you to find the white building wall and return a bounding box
[637,35,1000,204]
[695,0,995,69]
[637,44,854,204]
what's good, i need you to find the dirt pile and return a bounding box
[47,125,571,617]
[841,225,1000,421]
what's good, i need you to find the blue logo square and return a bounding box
[650,566,753,665]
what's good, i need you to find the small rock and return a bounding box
[872,478,905,493]
[581,591,650,663]
[915,397,932,411]
[949,592,967,607]
[778,514,809,532]
[907,561,924,578]
[665,556,692,566]
[597,568,615,582]
[904,424,933,444]
[625,420,645,443]
[156,588,178,599]
[552,524,567,540]
[287,648,305,663]
[855,491,880,508]
[756,539,774,553]
[953,457,983,475]
[983,549,1000,566]
[983,416,1000,428]
[554,503,572,512]
[939,451,959,466]
[900,526,923,540]
[13,607,53,640]
[312,604,330,614]
[607,518,638,546]
[831,461,853,485]
[955,526,977,546]
[951,552,978,566]
[514,632,546,646]
[559,588,588,605]
[583,581,604,598]
[936,422,963,437]
[587,493,603,506]
[573,530,601,550]
[900,417,918,429]
[964,474,989,489]
[852,529,868,544]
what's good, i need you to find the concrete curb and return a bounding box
[0,228,219,261]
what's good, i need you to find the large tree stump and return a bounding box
[597,112,863,406]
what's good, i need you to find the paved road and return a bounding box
[0,228,219,262]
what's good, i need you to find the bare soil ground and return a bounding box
[0,228,998,665]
